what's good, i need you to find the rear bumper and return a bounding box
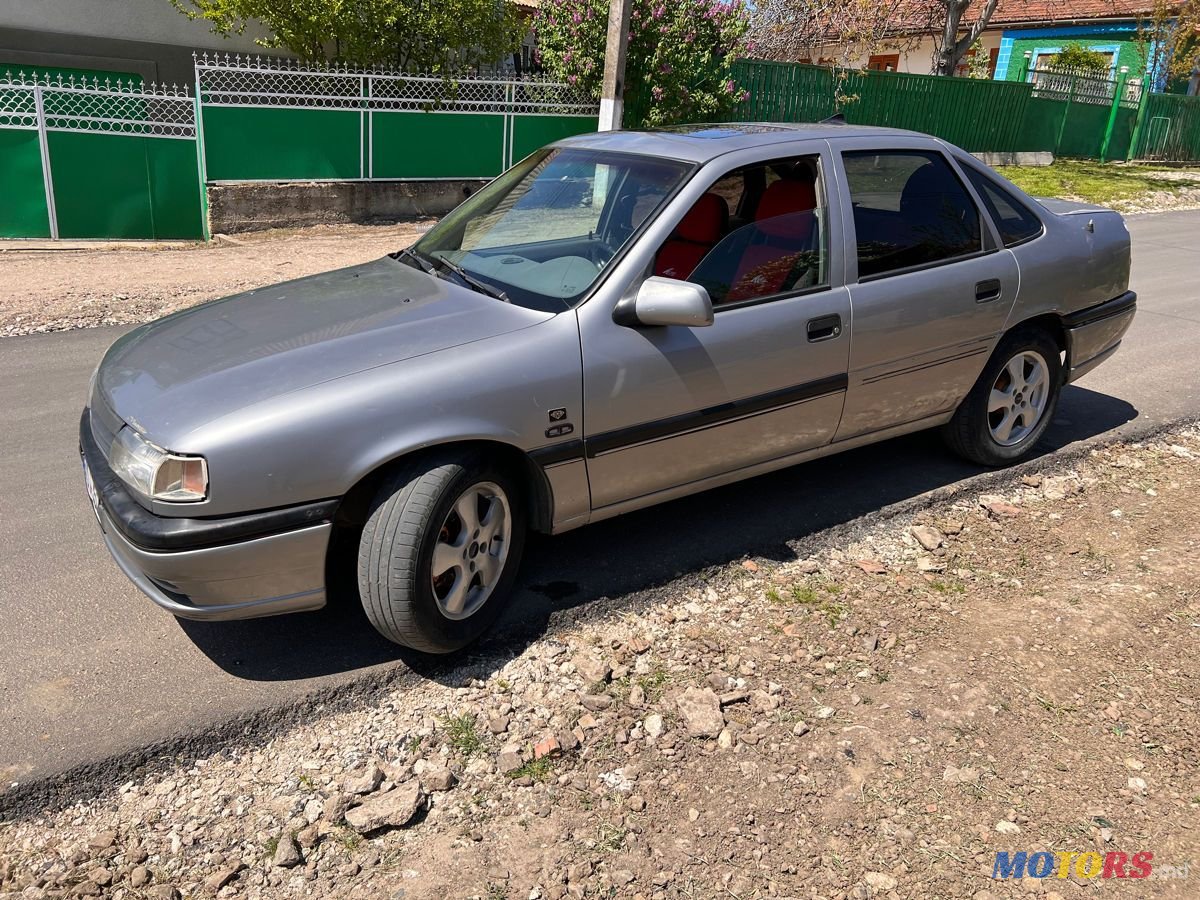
[81,408,333,621]
[1064,291,1136,383]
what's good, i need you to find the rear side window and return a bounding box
[843,150,982,280]
[960,165,1044,247]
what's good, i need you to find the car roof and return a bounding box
[554,122,929,163]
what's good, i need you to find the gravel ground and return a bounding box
[0,223,431,338]
[1114,171,1200,214]
[2,429,1198,899]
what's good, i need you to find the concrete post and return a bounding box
[598,0,632,131]
[1127,73,1155,161]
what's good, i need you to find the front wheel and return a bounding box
[942,328,1062,466]
[357,451,526,653]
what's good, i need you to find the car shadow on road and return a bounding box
[178,384,1136,682]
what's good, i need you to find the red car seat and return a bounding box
[726,178,818,302]
[655,193,728,280]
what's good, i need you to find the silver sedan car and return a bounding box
[80,123,1136,652]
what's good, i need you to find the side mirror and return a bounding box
[617,276,714,328]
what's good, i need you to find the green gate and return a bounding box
[1135,92,1200,162]
[0,74,206,240]
[195,55,599,182]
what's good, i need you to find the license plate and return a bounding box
[81,456,104,530]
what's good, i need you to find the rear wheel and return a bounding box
[357,450,525,653]
[942,327,1062,466]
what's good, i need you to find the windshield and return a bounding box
[412,148,692,311]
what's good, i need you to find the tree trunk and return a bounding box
[933,0,1002,77]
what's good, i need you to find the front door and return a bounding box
[830,141,1020,440]
[577,146,852,511]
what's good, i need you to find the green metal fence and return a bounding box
[0,74,205,239]
[731,58,1188,163]
[194,54,599,183]
[0,58,597,240]
[1135,92,1200,161]
[7,53,1196,242]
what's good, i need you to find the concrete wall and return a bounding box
[207,181,488,234]
[1,0,269,84]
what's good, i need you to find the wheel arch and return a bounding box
[332,439,555,538]
[1002,313,1068,368]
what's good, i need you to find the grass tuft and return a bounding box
[443,713,485,758]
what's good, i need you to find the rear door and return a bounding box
[829,137,1019,440]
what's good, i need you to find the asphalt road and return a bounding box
[2,210,1198,789]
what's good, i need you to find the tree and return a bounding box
[749,0,1064,78]
[930,0,1002,76]
[1050,42,1113,74]
[964,39,992,78]
[747,0,919,70]
[1137,0,1200,90]
[534,0,751,128]
[171,0,523,72]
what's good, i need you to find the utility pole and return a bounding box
[598,0,632,131]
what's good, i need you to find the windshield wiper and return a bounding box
[393,246,435,274]
[430,256,510,303]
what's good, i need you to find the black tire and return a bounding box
[357,449,526,653]
[942,326,1063,467]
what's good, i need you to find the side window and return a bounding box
[653,156,829,306]
[960,165,1044,247]
[843,150,983,280]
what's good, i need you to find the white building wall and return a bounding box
[808,33,1003,76]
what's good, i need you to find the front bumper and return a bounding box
[81,409,334,621]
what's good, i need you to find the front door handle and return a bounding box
[976,279,1002,303]
[807,314,842,342]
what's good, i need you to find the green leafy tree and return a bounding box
[1051,42,1113,74]
[171,0,523,72]
[1137,0,1200,90]
[965,39,991,79]
[534,0,751,128]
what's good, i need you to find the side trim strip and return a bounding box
[528,439,585,467]
[861,345,988,385]
[1063,291,1136,329]
[584,374,848,458]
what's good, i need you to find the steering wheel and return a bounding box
[590,236,618,266]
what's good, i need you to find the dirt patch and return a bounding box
[0,222,431,338]
[1,431,1199,899]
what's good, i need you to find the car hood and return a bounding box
[95,256,554,447]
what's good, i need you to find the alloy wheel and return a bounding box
[430,481,512,620]
[988,350,1051,446]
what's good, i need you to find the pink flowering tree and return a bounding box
[534,0,751,127]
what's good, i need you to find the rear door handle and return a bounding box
[976,279,1002,303]
[807,314,842,342]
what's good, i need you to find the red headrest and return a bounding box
[756,178,817,223]
[675,193,728,244]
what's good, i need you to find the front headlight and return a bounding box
[110,427,208,502]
